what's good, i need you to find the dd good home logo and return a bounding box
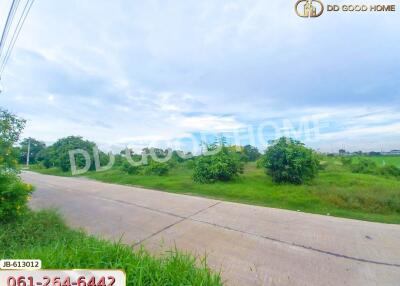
[295,0,396,16]
[295,0,324,17]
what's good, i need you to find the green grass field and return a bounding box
[352,155,400,167]
[31,156,400,224]
[0,210,222,286]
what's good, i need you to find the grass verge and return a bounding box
[0,210,222,286]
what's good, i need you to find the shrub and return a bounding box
[185,159,195,169]
[121,161,140,175]
[0,172,33,222]
[264,137,319,184]
[0,108,33,222]
[378,165,400,178]
[144,161,169,176]
[193,148,243,183]
[351,159,378,174]
[318,160,328,170]
[256,156,267,168]
[340,156,353,166]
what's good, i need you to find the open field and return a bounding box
[30,156,400,224]
[352,155,400,167]
[0,210,222,286]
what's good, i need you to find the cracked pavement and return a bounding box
[22,171,400,286]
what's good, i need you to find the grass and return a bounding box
[0,210,222,286]
[27,164,74,176]
[352,155,400,167]
[30,157,400,224]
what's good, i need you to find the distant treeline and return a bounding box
[15,136,262,172]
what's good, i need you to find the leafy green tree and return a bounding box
[264,137,319,184]
[19,137,46,164]
[0,108,26,169]
[171,150,191,163]
[37,136,98,172]
[36,146,56,168]
[0,108,33,222]
[242,145,261,162]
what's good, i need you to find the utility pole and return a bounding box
[26,138,31,167]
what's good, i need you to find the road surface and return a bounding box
[22,171,400,286]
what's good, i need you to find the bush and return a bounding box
[351,159,378,174]
[184,159,196,169]
[193,148,243,183]
[0,108,33,222]
[0,172,33,222]
[144,161,169,176]
[264,137,319,184]
[121,161,140,175]
[340,156,353,166]
[378,165,400,178]
[256,156,267,168]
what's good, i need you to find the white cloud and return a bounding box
[0,0,399,152]
[176,115,245,132]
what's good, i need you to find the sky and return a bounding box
[0,0,399,153]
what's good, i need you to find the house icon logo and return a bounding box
[295,0,324,17]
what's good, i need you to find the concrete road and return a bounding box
[22,171,400,286]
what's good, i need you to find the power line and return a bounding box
[0,0,35,78]
[0,0,20,57]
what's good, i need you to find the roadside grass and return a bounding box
[26,164,74,176]
[30,158,400,224]
[0,210,222,286]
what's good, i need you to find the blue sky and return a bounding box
[0,0,399,153]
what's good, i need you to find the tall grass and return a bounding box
[0,210,222,286]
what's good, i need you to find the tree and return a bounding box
[264,137,319,184]
[242,145,261,162]
[19,137,46,164]
[36,146,56,168]
[0,108,26,170]
[0,108,32,222]
[54,136,97,172]
[37,136,98,172]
